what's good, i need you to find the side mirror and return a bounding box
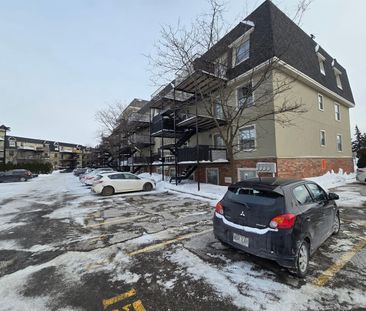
[328,192,339,200]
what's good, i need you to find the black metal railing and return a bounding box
[151,115,175,134]
[177,146,227,162]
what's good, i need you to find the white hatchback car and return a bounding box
[91,172,155,196]
[356,168,366,183]
[82,168,114,186]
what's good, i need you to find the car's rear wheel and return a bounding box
[143,183,153,191]
[20,177,26,182]
[333,213,341,235]
[101,186,115,196]
[292,241,310,278]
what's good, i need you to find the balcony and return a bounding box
[130,134,154,147]
[177,113,227,131]
[151,114,184,138]
[128,112,150,128]
[175,58,227,95]
[127,154,160,166]
[177,146,228,163]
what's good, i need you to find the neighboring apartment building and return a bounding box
[3,135,90,169]
[106,1,354,185]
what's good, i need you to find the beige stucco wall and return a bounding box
[273,69,352,158]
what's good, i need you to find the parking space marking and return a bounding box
[102,288,137,309]
[85,215,148,229]
[132,300,146,311]
[128,228,212,256]
[313,236,366,287]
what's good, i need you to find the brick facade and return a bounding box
[144,157,354,186]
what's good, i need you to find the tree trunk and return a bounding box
[227,146,237,184]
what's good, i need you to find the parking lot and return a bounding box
[0,173,365,311]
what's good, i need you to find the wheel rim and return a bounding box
[298,244,308,273]
[333,215,340,233]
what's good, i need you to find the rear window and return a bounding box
[225,186,282,207]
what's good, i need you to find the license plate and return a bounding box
[233,233,249,247]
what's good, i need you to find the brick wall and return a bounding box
[277,158,354,178]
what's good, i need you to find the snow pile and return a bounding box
[306,169,355,190]
[139,172,227,205]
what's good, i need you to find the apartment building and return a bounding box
[106,0,354,185]
[3,135,90,169]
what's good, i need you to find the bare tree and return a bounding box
[95,102,127,137]
[146,0,312,182]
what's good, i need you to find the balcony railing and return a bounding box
[177,146,227,162]
[130,134,152,146]
[151,115,175,137]
[128,112,150,124]
[175,58,227,86]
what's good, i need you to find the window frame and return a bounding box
[317,53,326,76]
[237,81,254,108]
[318,94,324,111]
[234,39,250,66]
[336,134,343,152]
[334,103,341,121]
[238,124,256,151]
[237,168,257,181]
[320,130,326,147]
[213,133,225,148]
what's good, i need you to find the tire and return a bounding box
[20,177,26,182]
[332,212,341,235]
[291,241,310,278]
[101,186,115,196]
[143,183,153,191]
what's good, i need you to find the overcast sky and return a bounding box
[0,0,365,146]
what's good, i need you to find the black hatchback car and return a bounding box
[0,169,33,183]
[213,178,340,277]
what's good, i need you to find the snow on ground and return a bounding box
[139,172,227,206]
[306,169,356,191]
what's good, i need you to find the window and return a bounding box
[336,134,342,152]
[317,53,326,75]
[109,173,125,180]
[238,168,257,181]
[335,73,342,89]
[320,130,326,146]
[334,103,341,121]
[123,173,140,180]
[206,168,219,185]
[318,94,324,111]
[235,39,250,65]
[213,134,225,147]
[237,83,254,108]
[293,185,313,205]
[215,100,224,119]
[307,183,327,202]
[239,125,256,150]
[8,138,16,148]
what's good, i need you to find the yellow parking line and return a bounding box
[128,228,212,257]
[132,300,146,311]
[313,236,366,287]
[102,288,136,309]
[85,215,147,228]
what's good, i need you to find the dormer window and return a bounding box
[230,27,254,67]
[333,67,342,89]
[317,52,326,75]
[235,39,250,65]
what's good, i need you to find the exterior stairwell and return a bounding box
[161,129,195,155]
[169,164,197,184]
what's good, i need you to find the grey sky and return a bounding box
[0,0,365,146]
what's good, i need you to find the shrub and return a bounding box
[0,162,53,174]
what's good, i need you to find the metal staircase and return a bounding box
[169,164,198,184]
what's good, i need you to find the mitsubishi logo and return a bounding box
[240,211,246,217]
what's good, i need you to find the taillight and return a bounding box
[215,202,224,215]
[269,213,296,229]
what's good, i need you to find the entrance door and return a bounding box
[206,168,219,185]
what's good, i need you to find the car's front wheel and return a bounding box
[101,186,115,196]
[20,177,26,182]
[292,240,310,278]
[143,183,153,191]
